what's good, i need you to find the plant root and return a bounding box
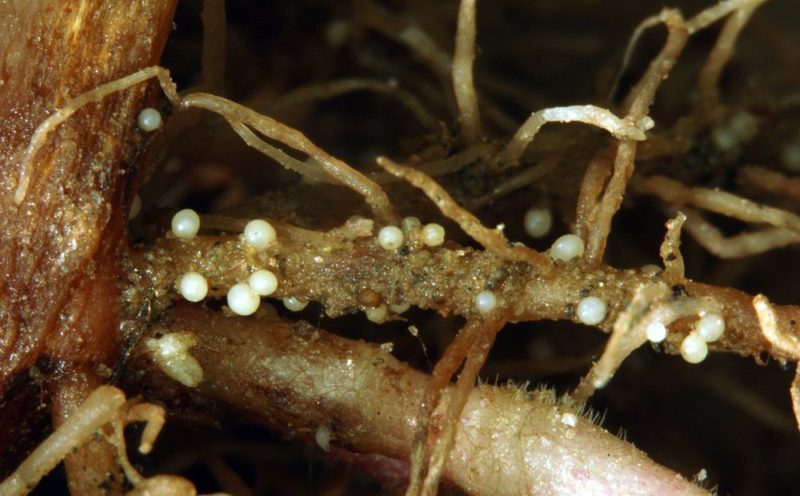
[376,156,554,274]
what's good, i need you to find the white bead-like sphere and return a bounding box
[248,269,278,296]
[646,321,668,343]
[137,107,163,132]
[243,219,277,251]
[549,234,584,262]
[178,271,208,302]
[365,304,388,324]
[171,209,201,239]
[576,296,607,325]
[227,283,260,316]
[378,225,404,250]
[680,332,709,364]
[524,207,553,238]
[422,223,446,247]
[696,313,725,342]
[283,296,308,312]
[475,290,497,314]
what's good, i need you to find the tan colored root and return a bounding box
[686,0,767,34]
[419,319,504,496]
[452,0,481,144]
[575,149,613,240]
[500,105,648,166]
[14,65,179,204]
[738,165,800,199]
[585,10,688,265]
[406,319,490,496]
[266,78,438,131]
[634,175,800,232]
[681,207,800,258]
[792,369,800,433]
[0,386,125,496]
[753,294,800,359]
[181,92,397,223]
[659,212,687,284]
[229,121,332,184]
[696,0,767,115]
[573,283,721,402]
[371,143,496,185]
[376,156,554,275]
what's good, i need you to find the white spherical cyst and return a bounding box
[171,208,200,239]
[549,234,584,262]
[641,264,662,276]
[227,283,260,316]
[283,296,308,312]
[680,333,709,364]
[378,225,404,250]
[243,219,277,252]
[365,304,388,324]
[137,107,162,132]
[523,208,553,238]
[178,272,208,303]
[696,313,725,342]
[646,321,668,343]
[248,269,278,296]
[576,296,607,325]
[782,143,800,172]
[422,223,446,247]
[475,290,497,314]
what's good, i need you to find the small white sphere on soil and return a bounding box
[524,207,553,238]
[378,225,404,250]
[576,296,607,325]
[244,219,277,251]
[283,296,308,312]
[248,269,278,296]
[646,321,668,343]
[171,209,200,239]
[549,234,584,262]
[680,332,709,364]
[696,313,725,342]
[422,223,446,247]
[178,271,208,302]
[475,290,497,314]
[227,283,260,316]
[138,107,162,132]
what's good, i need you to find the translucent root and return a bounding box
[467,157,559,210]
[573,283,722,402]
[695,0,767,115]
[181,92,397,223]
[753,294,800,359]
[14,66,179,204]
[682,207,800,258]
[358,1,451,79]
[452,0,481,144]
[738,165,800,199]
[633,175,800,233]
[659,211,686,284]
[500,105,650,166]
[406,318,504,496]
[266,78,438,132]
[376,157,554,275]
[608,13,663,102]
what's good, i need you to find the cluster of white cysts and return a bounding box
[377,220,446,251]
[171,210,298,316]
[645,311,725,364]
